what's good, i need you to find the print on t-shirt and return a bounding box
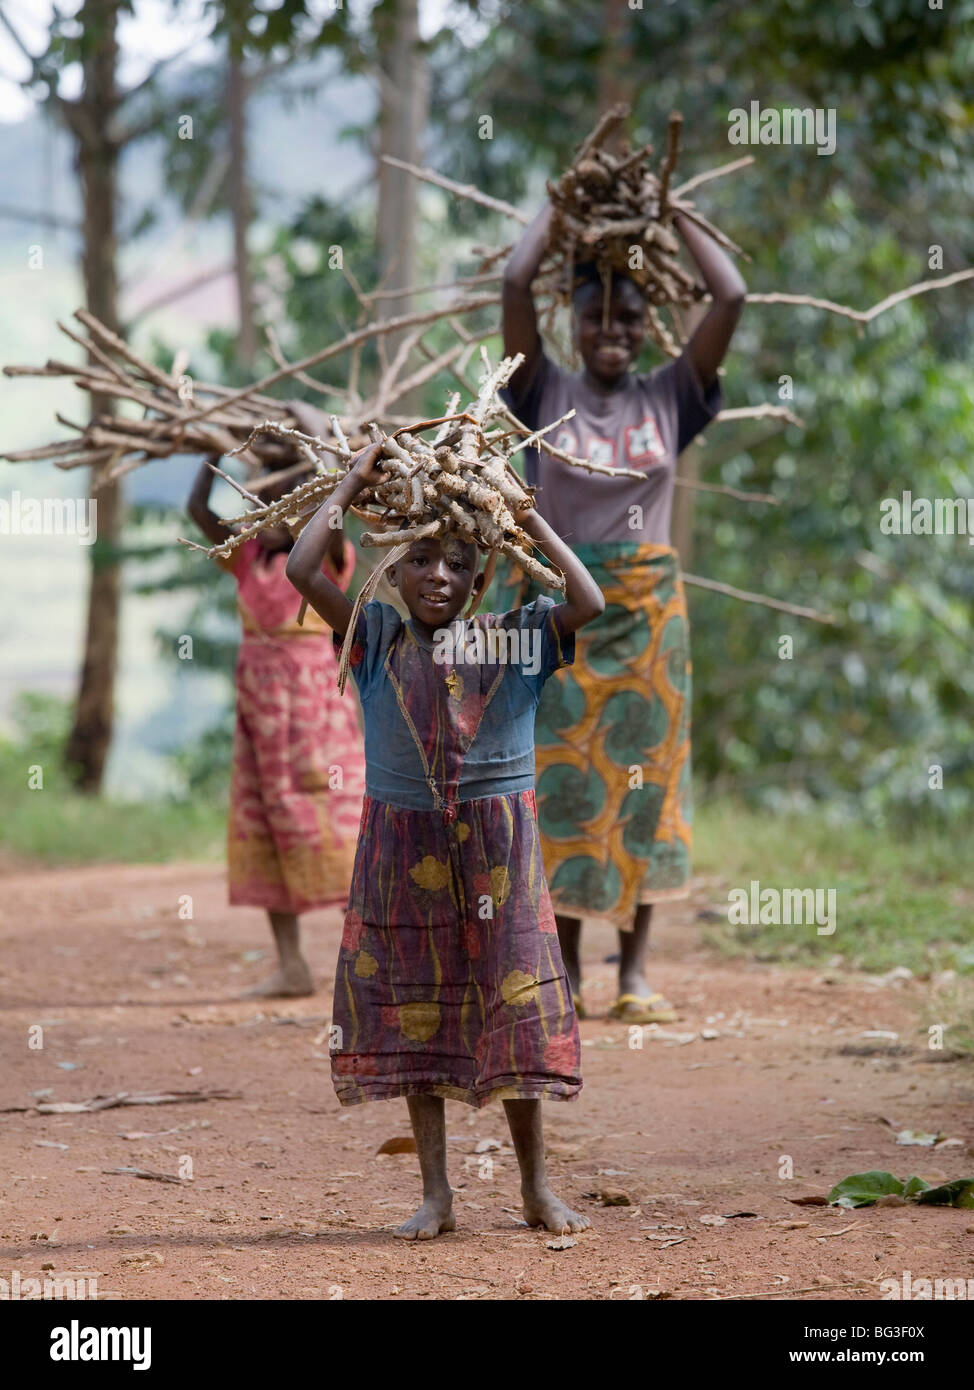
[625,416,666,467]
[552,424,579,455]
[587,436,616,468]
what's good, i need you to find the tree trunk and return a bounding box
[227,39,256,370]
[63,0,122,793]
[599,0,633,154]
[376,0,428,400]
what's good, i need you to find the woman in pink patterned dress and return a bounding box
[188,456,365,997]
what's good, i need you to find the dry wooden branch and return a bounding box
[746,268,974,324]
[681,571,838,624]
[715,404,805,429]
[2,294,498,480]
[102,1167,186,1185]
[380,154,530,225]
[0,1089,243,1115]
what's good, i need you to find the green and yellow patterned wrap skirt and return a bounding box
[494,542,692,930]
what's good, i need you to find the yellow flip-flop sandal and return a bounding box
[572,992,588,1020]
[607,992,678,1025]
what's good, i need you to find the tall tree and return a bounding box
[375,0,428,312]
[63,0,124,792]
[2,0,130,790]
[1,0,207,791]
[225,8,257,370]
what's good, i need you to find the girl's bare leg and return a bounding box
[618,903,652,997]
[244,911,314,997]
[503,1098,590,1235]
[556,914,582,997]
[395,1095,455,1239]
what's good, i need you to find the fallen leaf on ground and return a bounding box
[376,1136,417,1155]
[788,1195,829,1206]
[545,1236,577,1250]
[895,1130,944,1147]
[699,1214,726,1227]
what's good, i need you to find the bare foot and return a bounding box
[522,1186,591,1235]
[242,962,314,999]
[394,1193,455,1240]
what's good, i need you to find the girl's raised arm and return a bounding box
[187,457,235,547]
[286,443,386,639]
[502,202,553,400]
[516,505,605,634]
[673,212,747,389]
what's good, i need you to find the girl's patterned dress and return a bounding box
[219,538,365,915]
[330,595,582,1109]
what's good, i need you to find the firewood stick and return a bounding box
[746,269,974,323]
[179,295,499,427]
[380,155,529,224]
[575,102,631,163]
[75,307,178,392]
[668,200,745,257]
[715,404,804,428]
[52,447,121,471]
[680,571,837,625]
[265,324,355,404]
[673,155,755,199]
[206,460,263,505]
[657,111,683,214]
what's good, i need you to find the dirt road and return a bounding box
[1,861,971,1301]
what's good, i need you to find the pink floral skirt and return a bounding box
[228,634,364,915]
[331,789,581,1108]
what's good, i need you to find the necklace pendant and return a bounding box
[444,669,462,699]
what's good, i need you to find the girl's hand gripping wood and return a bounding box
[285,442,388,639]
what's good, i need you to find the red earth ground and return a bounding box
[1,860,971,1301]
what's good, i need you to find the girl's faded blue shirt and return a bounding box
[333,595,574,810]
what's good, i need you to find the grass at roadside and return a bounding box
[694,800,970,975]
[694,800,973,1053]
[0,750,225,866]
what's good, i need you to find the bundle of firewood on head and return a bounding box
[180,352,569,693]
[537,103,747,357]
[0,309,365,489]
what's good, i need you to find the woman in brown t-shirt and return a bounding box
[500,197,745,1023]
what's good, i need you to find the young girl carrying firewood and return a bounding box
[187,455,365,998]
[286,440,605,1239]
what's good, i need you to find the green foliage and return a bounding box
[688,198,974,822]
